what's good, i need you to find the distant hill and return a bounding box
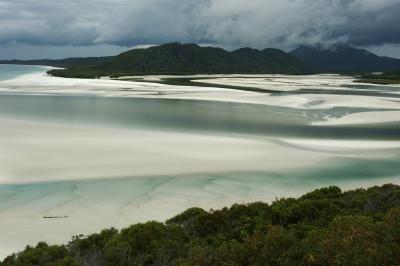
[291,45,400,73]
[0,43,312,78]
[4,43,400,77]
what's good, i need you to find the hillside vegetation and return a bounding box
[2,184,400,266]
[291,45,400,73]
[1,43,312,78]
[4,43,400,77]
[357,70,400,85]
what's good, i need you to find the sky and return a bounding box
[1,0,400,59]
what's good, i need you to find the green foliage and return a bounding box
[357,71,400,85]
[2,43,313,78]
[1,242,73,266]
[3,184,400,266]
[103,222,189,265]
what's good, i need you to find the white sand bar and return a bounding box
[1,72,399,111]
[1,117,400,258]
[0,118,332,185]
[313,110,400,125]
[1,68,400,258]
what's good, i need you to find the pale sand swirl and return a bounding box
[0,66,400,258]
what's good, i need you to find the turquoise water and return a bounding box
[0,94,398,140]
[0,64,48,81]
[0,66,399,194]
[0,73,398,208]
[2,155,400,212]
[0,65,400,257]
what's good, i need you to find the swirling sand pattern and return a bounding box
[0,65,399,257]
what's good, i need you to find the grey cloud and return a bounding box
[0,43,133,60]
[0,0,399,49]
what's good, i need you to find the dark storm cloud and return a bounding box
[334,1,400,46]
[0,0,399,49]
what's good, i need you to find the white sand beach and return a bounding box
[0,67,400,258]
[0,118,330,185]
[1,72,400,112]
[192,75,357,92]
[312,110,400,125]
[1,117,399,258]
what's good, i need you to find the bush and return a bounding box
[2,184,400,266]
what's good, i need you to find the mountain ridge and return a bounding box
[291,44,400,72]
[2,43,400,77]
[0,43,312,78]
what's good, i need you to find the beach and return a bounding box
[0,65,400,258]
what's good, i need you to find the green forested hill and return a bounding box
[0,43,313,78]
[4,43,400,78]
[47,43,312,78]
[291,45,400,73]
[231,47,310,74]
[3,184,400,266]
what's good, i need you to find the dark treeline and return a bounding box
[2,43,400,79]
[2,184,400,266]
[357,70,400,85]
[0,43,313,78]
[45,43,312,78]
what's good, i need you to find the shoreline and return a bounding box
[2,180,400,260]
[0,115,399,259]
[1,66,400,258]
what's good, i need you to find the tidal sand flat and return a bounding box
[1,117,400,258]
[0,65,400,258]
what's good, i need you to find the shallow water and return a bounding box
[0,66,400,258]
[0,94,398,139]
[0,64,47,81]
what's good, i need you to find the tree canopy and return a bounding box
[3,184,400,266]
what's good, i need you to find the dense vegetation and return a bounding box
[357,70,400,85]
[3,184,400,266]
[0,43,312,78]
[3,43,400,78]
[291,44,400,73]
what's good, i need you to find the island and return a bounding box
[1,43,313,78]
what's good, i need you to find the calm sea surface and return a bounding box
[0,64,47,81]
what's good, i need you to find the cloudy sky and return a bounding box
[1,0,400,59]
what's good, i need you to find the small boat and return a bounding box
[43,216,69,219]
